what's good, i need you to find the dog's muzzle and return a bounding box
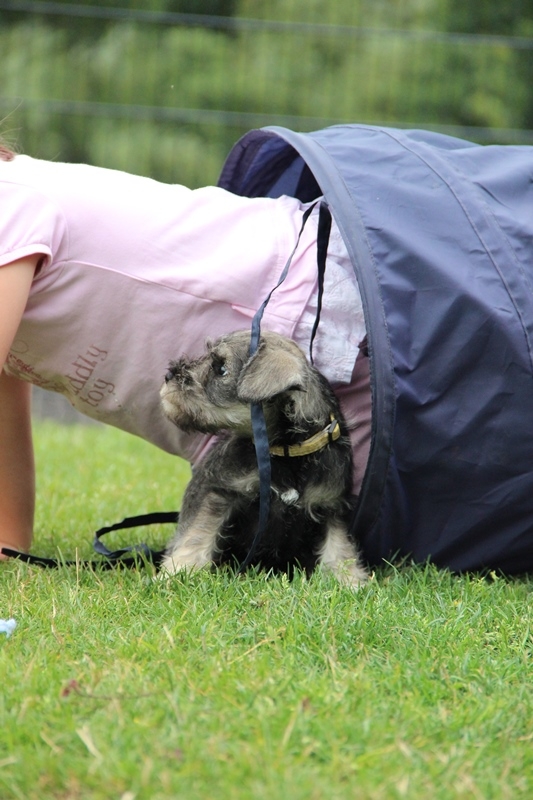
[164,362,192,386]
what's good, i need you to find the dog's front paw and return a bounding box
[317,521,368,589]
[159,553,187,576]
[158,538,214,577]
[324,558,368,589]
[158,550,212,577]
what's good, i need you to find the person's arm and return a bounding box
[0,256,39,558]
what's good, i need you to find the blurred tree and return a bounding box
[445,0,533,129]
[2,0,532,189]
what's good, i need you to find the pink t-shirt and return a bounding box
[0,155,370,489]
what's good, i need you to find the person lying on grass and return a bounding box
[0,138,370,560]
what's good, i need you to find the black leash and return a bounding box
[1,511,177,569]
[92,510,177,565]
[309,201,332,365]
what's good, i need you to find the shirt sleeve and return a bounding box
[0,180,62,270]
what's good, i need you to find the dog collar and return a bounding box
[269,415,341,458]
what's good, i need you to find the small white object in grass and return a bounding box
[0,619,16,637]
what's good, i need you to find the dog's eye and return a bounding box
[213,359,228,377]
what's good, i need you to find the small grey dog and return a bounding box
[159,330,367,587]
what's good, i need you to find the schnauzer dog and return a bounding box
[159,330,367,587]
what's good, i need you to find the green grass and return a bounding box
[1,420,533,799]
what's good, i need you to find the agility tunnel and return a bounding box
[219,124,533,574]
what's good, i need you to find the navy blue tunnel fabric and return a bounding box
[218,124,533,574]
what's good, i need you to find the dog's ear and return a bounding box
[237,340,307,403]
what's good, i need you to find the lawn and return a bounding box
[1,420,532,799]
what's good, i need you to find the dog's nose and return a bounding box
[164,360,193,386]
[165,364,179,383]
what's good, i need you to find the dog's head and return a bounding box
[160,330,329,436]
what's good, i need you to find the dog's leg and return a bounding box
[316,520,368,588]
[160,492,229,575]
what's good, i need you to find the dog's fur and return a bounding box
[159,330,367,587]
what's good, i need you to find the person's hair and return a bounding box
[0,139,15,161]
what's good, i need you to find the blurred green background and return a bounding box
[2,0,533,187]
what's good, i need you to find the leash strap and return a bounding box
[92,511,177,563]
[1,511,177,569]
[1,547,86,569]
[238,200,330,572]
[310,202,332,364]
